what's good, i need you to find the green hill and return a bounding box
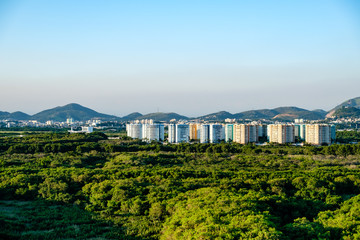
[0,111,30,120]
[0,111,10,118]
[332,97,360,111]
[236,107,325,120]
[31,103,120,122]
[136,112,189,122]
[7,111,31,120]
[332,107,360,118]
[194,111,234,121]
[234,109,278,119]
[327,97,360,118]
[194,107,325,121]
[121,112,143,121]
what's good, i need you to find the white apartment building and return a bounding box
[210,124,225,143]
[176,124,190,143]
[168,124,190,143]
[305,124,332,145]
[142,124,164,142]
[233,124,258,144]
[268,124,295,144]
[200,124,210,143]
[126,123,143,139]
[294,124,306,141]
[225,124,234,142]
[168,124,176,143]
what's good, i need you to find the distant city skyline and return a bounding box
[1,0,360,117]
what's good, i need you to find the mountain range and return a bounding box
[0,111,31,120]
[1,97,360,122]
[195,107,326,121]
[0,104,120,122]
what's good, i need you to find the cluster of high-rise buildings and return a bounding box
[126,122,336,145]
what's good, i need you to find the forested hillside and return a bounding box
[1,132,360,239]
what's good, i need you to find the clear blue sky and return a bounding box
[1,0,360,117]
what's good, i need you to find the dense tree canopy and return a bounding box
[1,132,360,239]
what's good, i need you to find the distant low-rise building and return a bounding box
[66,118,74,124]
[81,126,93,133]
[69,126,93,133]
[225,118,236,123]
[294,119,304,124]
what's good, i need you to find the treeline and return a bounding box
[0,127,68,132]
[2,133,360,239]
[336,130,360,143]
[2,132,360,157]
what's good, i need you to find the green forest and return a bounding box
[1,132,360,239]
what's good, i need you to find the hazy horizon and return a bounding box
[1,1,360,116]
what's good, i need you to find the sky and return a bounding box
[0,0,360,117]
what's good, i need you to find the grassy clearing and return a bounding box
[0,132,23,137]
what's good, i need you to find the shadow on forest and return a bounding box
[0,199,148,240]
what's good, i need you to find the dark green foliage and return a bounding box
[336,130,360,143]
[2,133,360,239]
[0,200,141,239]
[136,112,189,121]
[333,106,360,118]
